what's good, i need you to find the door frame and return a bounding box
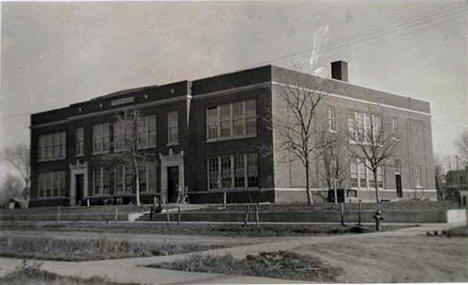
[70,161,88,206]
[160,149,184,203]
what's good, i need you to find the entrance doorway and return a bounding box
[395,174,403,198]
[167,166,179,203]
[75,174,84,205]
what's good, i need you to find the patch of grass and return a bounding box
[0,236,222,261]
[0,261,137,285]
[438,226,468,237]
[150,250,343,282]
[0,222,407,237]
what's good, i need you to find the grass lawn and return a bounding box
[0,236,222,261]
[0,261,136,285]
[150,250,343,282]
[0,221,409,237]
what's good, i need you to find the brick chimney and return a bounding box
[331,60,348,82]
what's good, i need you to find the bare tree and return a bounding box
[433,154,445,200]
[317,130,349,204]
[1,144,30,205]
[455,129,468,165]
[265,74,336,204]
[345,108,399,203]
[108,108,157,206]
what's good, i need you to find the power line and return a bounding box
[241,3,467,70]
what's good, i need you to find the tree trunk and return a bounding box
[374,169,379,203]
[305,161,313,205]
[133,157,141,206]
[333,177,338,205]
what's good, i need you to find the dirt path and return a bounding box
[294,235,468,283]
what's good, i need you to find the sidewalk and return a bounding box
[0,223,455,284]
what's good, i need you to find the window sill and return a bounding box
[138,145,157,150]
[328,129,337,133]
[167,142,179,147]
[34,196,67,200]
[75,154,84,158]
[37,157,66,162]
[92,151,110,155]
[207,133,256,143]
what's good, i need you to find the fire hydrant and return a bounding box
[373,210,384,232]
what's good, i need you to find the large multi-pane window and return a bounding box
[207,153,258,190]
[92,167,110,196]
[38,132,66,161]
[394,159,401,173]
[328,106,336,132]
[113,121,127,152]
[93,123,110,153]
[350,159,384,189]
[415,165,423,187]
[138,115,157,148]
[138,161,157,193]
[168,111,178,144]
[76,128,84,156]
[350,160,358,188]
[37,171,66,198]
[206,100,257,141]
[208,158,219,189]
[347,111,382,143]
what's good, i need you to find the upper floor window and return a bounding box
[37,171,66,198]
[167,111,179,145]
[38,132,66,161]
[93,123,110,154]
[137,115,157,149]
[76,128,84,156]
[394,159,401,173]
[328,106,336,132]
[415,165,423,187]
[347,111,381,143]
[113,121,127,152]
[206,100,257,141]
[391,117,399,139]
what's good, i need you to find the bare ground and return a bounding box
[294,235,468,283]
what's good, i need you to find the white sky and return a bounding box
[1,0,467,163]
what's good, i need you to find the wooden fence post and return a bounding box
[177,206,181,225]
[114,207,119,223]
[244,204,250,226]
[255,203,259,227]
[340,202,345,226]
[166,204,170,225]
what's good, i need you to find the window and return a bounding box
[206,100,257,141]
[138,161,157,193]
[415,165,423,187]
[76,128,84,156]
[245,100,257,136]
[391,117,399,139]
[350,160,358,188]
[92,167,110,196]
[377,167,384,188]
[93,123,110,153]
[328,106,336,132]
[168,111,178,144]
[207,108,219,139]
[207,153,259,190]
[394,159,401,173]
[358,161,367,188]
[208,158,219,190]
[247,153,259,187]
[234,154,245,188]
[347,111,382,143]
[220,105,231,138]
[138,115,157,149]
[113,121,126,152]
[38,132,66,161]
[221,155,232,188]
[37,172,65,198]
